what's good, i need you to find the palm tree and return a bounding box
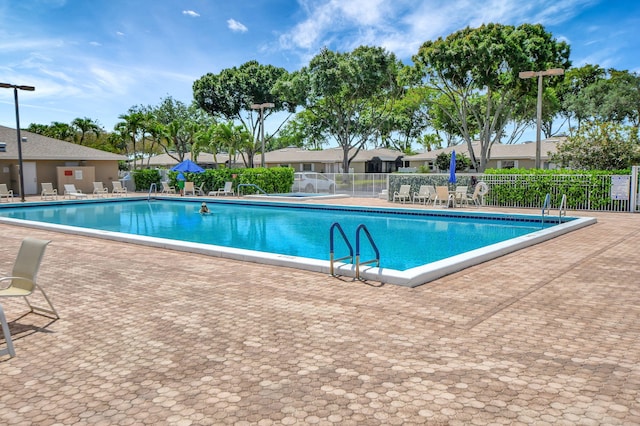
[72,117,102,145]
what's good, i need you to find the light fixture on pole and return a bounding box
[518,68,564,169]
[250,102,275,167]
[0,82,35,202]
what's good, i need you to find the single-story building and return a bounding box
[144,147,405,174]
[0,125,127,196]
[404,139,563,171]
[263,147,404,173]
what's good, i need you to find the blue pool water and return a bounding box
[0,199,563,271]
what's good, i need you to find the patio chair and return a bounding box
[194,184,206,196]
[64,184,88,199]
[0,302,15,358]
[0,184,14,202]
[413,185,435,205]
[93,182,109,197]
[112,181,127,196]
[208,181,234,196]
[392,185,411,203]
[160,181,176,195]
[453,185,468,207]
[434,186,455,208]
[183,181,196,196]
[41,183,58,200]
[0,237,59,319]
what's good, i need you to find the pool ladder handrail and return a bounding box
[237,183,267,196]
[148,183,157,201]
[329,223,353,276]
[329,223,380,280]
[355,224,380,280]
[541,193,567,225]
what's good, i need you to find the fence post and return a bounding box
[631,166,639,213]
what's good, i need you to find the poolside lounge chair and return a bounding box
[434,186,455,208]
[41,183,58,200]
[160,181,176,195]
[209,181,234,196]
[194,184,206,196]
[392,185,411,203]
[112,181,127,196]
[413,185,435,205]
[462,183,486,207]
[93,182,109,197]
[183,182,196,196]
[0,237,59,320]
[453,185,468,207]
[0,184,14,202]
[0,302,15,358]
[64,184,88,199]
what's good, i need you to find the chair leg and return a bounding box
[24,285,59,319]
[0,304,16,358]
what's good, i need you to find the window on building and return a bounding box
[302,163,313,171]
[499,160,517,169]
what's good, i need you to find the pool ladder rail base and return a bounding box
[541,193,567,226]
[329,222,380,281]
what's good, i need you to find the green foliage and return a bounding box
[483,168,631,210]
[550,121,640,170]
[435,152,472,171]
[133,169,161,190]
[166,167,294,195]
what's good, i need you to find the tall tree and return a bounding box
[274,46,404,171]
[413,23,571,171]
[72,117,102,145]
[192,60,295,167]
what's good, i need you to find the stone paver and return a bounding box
[0,197,639,424]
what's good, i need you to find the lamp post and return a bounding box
[518,68,564,169]
[0,83,35,202]
[250,102,275,168]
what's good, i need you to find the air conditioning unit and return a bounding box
[0,142,6,152]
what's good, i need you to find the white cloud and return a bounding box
[116,31,125,37]
[89,41,102,47]
[182,10,200,18]
[227,18,248,33]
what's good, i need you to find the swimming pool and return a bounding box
[0,198,596,287]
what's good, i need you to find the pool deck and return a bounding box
[0,195,639,425]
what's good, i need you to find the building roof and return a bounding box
[405,138,564,161]
[264,147,404,163]
[0,126,126,161]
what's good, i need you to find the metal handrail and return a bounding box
[541,193,551,226]
[355,224,380,280]
[329,222,354,276]
[148,183,157,201]
[237,183,267,196]
[558,194,567,223]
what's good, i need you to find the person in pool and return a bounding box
[199,202,210,214]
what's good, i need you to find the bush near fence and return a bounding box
[389,169,633,212]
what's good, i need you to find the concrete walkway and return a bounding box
[0,198,639,425]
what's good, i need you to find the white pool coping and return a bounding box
[0,201,596,287]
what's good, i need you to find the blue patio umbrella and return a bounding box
[171,159,205,173]
[448,150,457,184]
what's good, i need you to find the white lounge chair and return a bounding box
[0,237,59,320]
[93,182,109,197]
[112,181,127,196]
[393,185,411,203]
[41,183,58,200]
[160,182,176,195]
[0,302,15,358]
[183,182,196,196]
[209,181,234,196]
[0,184,14,202]
[434,186,455,207]
[453,185,468,207]
[194,184,206,196]
[64,184,88,199]
[413,185,435,205]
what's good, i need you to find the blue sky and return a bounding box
[1,0,639,140]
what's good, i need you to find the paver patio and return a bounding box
[0,197,639,425]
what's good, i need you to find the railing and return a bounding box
[329,223,353,277]
[148,183,157,201]
[237,184,267,196]
[355,224,380,281]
